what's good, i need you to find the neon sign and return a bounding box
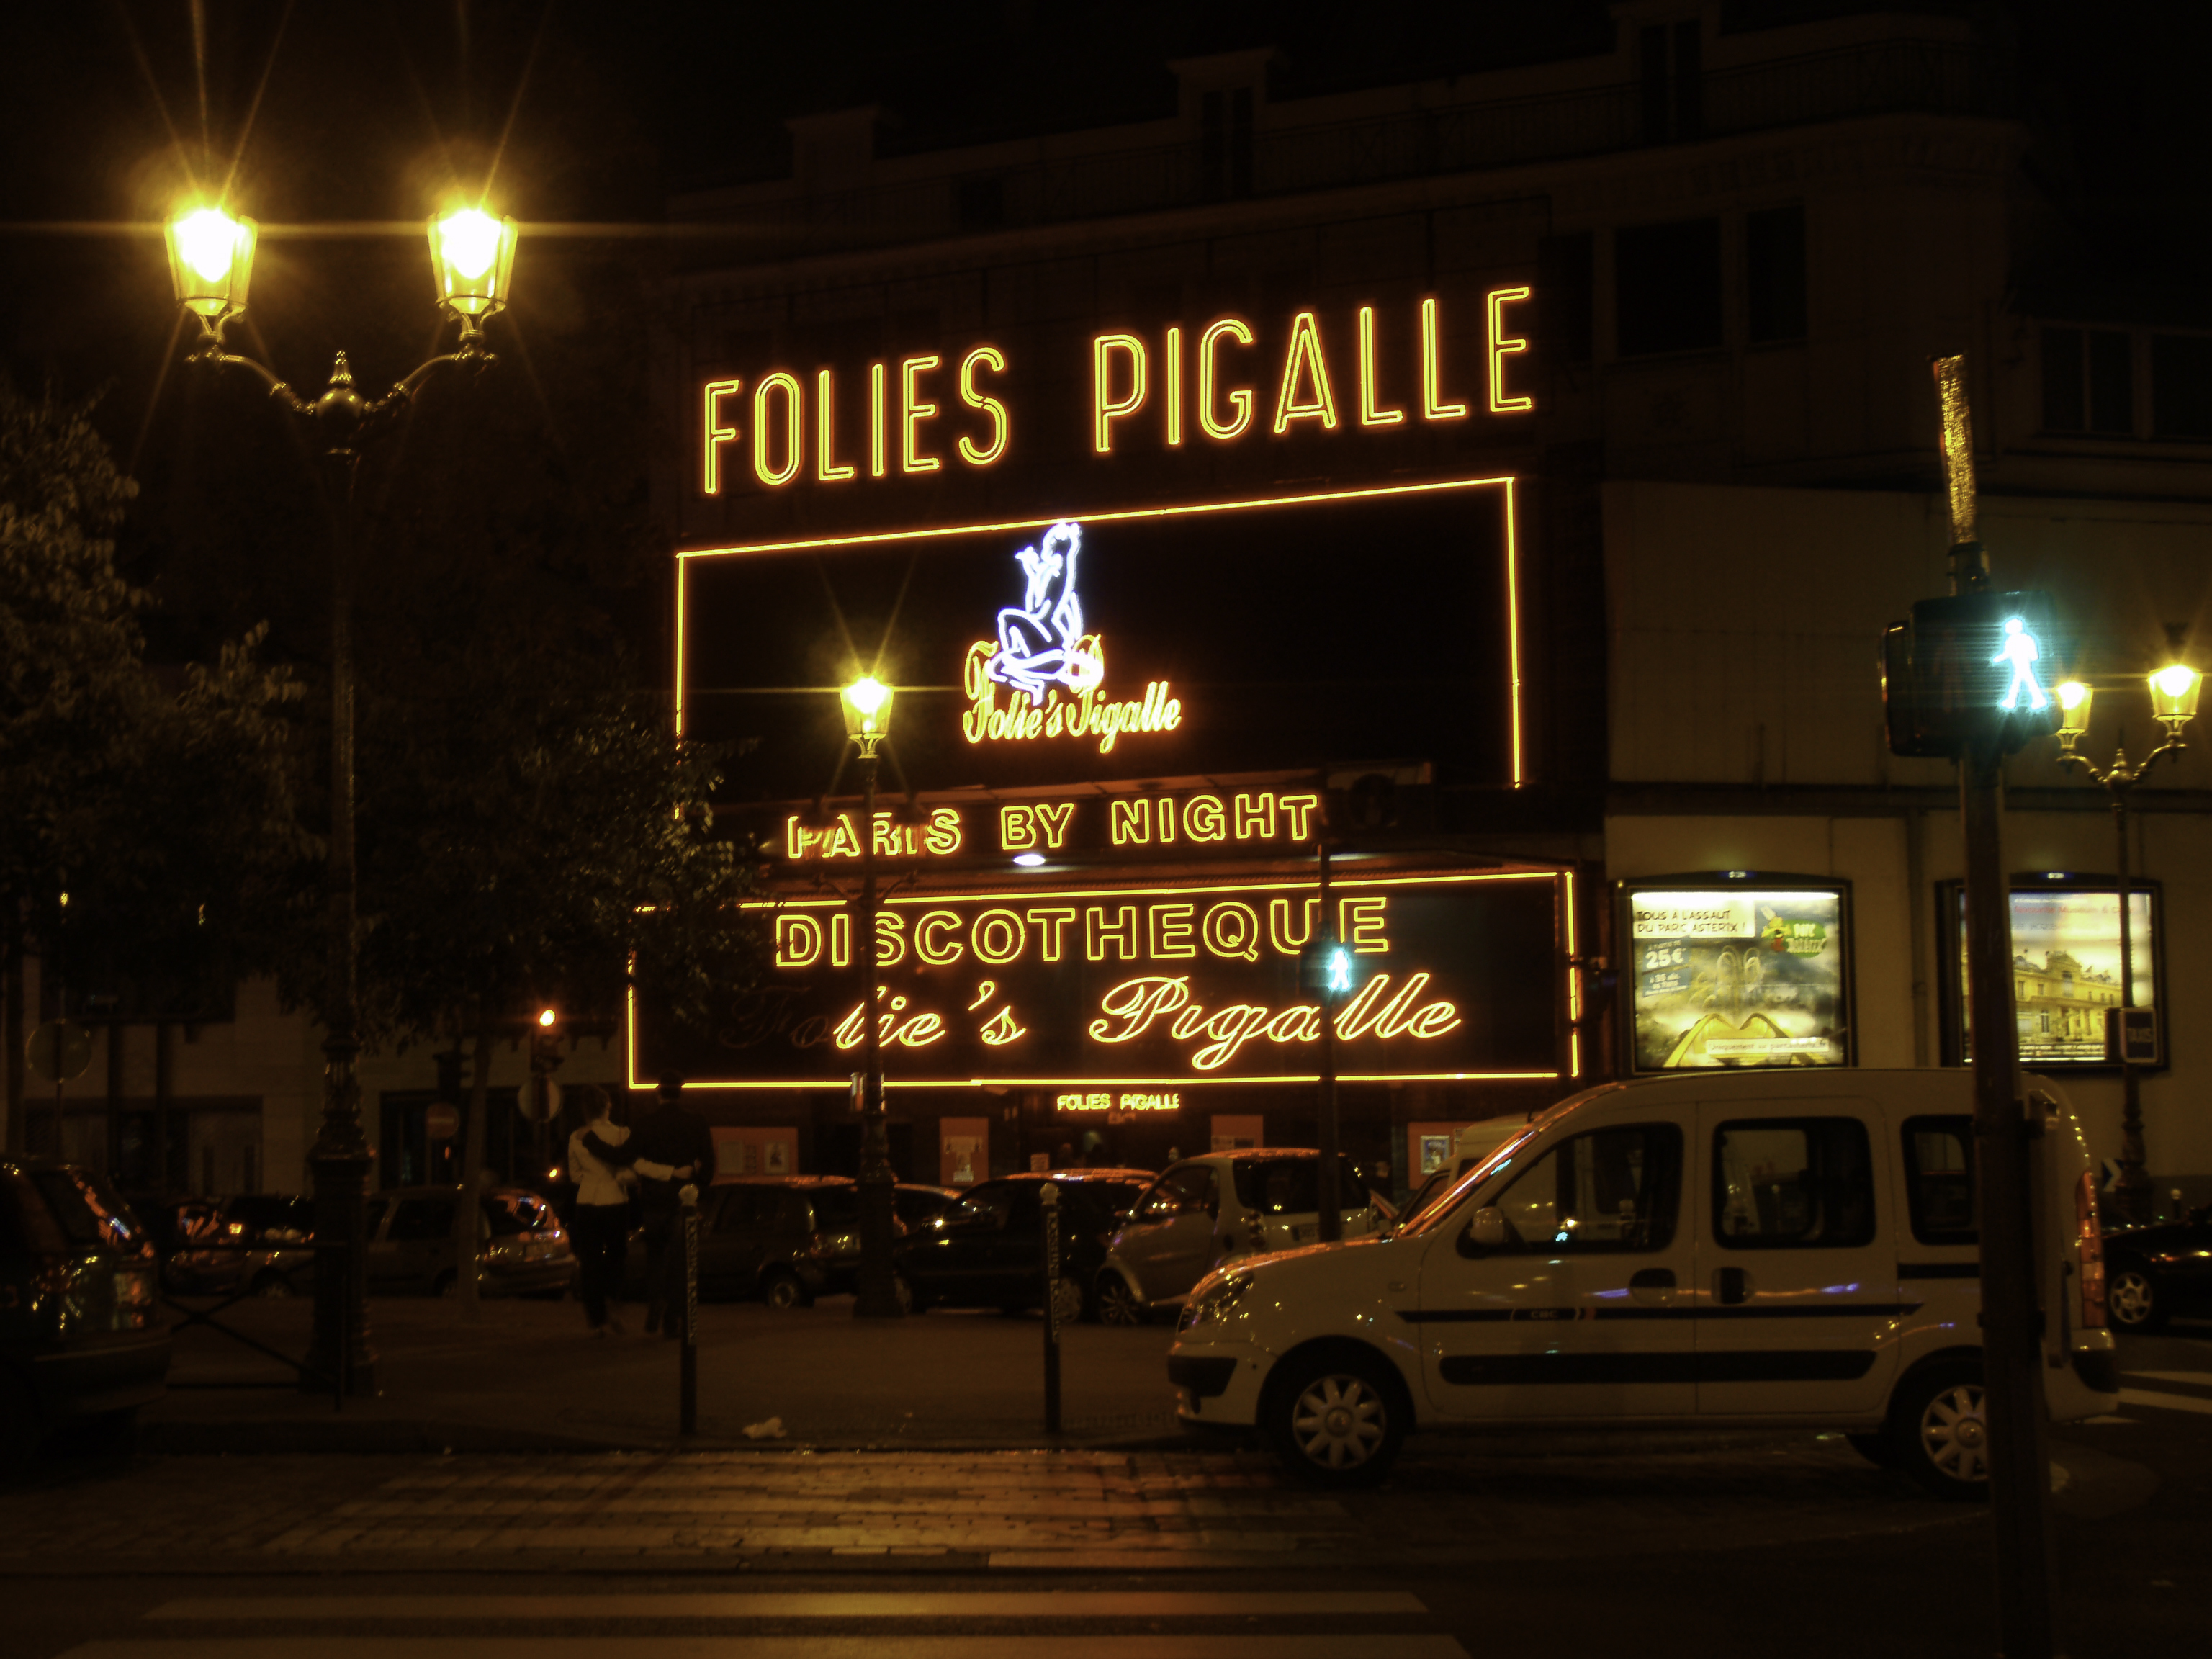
[781,788,1328,863]
[633,870,1568,1089]
[962,521,1182,755]
[699,291,1534,493]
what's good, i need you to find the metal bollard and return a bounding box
[680,1184,699,1436]
[1041,1181,1063,1435]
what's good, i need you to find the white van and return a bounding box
[1166,1070,2118,1495]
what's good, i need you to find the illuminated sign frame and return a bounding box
[1616,874,1856,1074]
[628,867,1568,1092]
[676,473,1525,787]
[1936,873,2168,1069]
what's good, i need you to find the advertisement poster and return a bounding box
[1626,887,1848,1071]
[1957,889,2155,1064]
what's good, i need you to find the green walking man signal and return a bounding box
[1882,590,2064,758]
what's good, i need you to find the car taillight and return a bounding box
[2077,1171,2107,1330]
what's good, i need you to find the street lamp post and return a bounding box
[838,676,904,1319]
[2052,665,2202,1225]
[164,200,519,1395]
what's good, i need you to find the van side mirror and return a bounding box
[1470,1208,1509,1249]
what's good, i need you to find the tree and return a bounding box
[353,615,762,1313]
[0,382,307,1154]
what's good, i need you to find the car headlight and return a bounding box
[1177,1270,1251,1335]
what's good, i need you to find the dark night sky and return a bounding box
[1,1,2206,647]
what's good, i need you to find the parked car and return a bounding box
[1097,1151,1380,1326]
[629,1176,874,1309]
[163,1195,315,1298]
[363,1187,577,1298]
[894,1169,1152,1321]
[2102,1201,2212,1331]
[0,1159,169,1467]
[1166,1070,2120,1494]
[894,1183,963,1230]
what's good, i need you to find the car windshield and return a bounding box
[1229,1155,1364,1215]
[28,1168,145,1251]
[1396,1124,1546,1237]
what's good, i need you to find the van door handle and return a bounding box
[1629,1269,1676,1290]
[1714,1267,1750,1305]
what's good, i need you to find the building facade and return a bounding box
[22,4,2209,1213]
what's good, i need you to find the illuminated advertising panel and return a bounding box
[1941,878,2163,1066]
[633,870,1565,1091]
[677,477,1521,796]
[1620,878,1853,1071]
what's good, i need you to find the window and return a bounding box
[1490,1123,1682,1253]
[1639,19,1704,143]
[1712,1118,1875,1249]
[1902,1115,1976,1246]
[1539,232,1595,367]
[1201,86,1254,200]
[2152,333,2212,438]
[2043,327,2134,434]
[713,1187,760,1234]
[1616,218,1723,356]
[1231,1155,1362,1215]
[387,1199,453,1242]
[1143,1164,1218,1220]
[1745,205,1807,343]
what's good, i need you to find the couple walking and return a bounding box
[565,1073,717,1338]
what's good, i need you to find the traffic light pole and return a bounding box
[1313,839,1342,1244]
[1959,730,2056,1659]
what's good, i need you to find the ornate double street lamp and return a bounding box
[837,675,904,1319]
[2052,662,2202,1225]
[163,199,519,1394]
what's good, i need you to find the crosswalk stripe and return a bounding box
[149,1593,1428,1621]
[2116,1387,2212,1417]
[67,1640,1472,1658]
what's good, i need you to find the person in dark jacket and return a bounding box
[587,1072,716,1338]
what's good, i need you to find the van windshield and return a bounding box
[1395,1125,1543,1236]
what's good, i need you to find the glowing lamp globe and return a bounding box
[840,676,895,744]
[428,207,518,323]
[2055,680,2093,742]
[165,205,258,323]
[2149,663,2202,730]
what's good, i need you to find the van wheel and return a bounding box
[760,1269,807,1310]
[1096,1274,1144,1327]
[1887,1362,1991,1501]
[2107,1264,2167,1332]
[1265,1351,1407,1490]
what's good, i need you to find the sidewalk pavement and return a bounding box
[146,1291,1182,1455]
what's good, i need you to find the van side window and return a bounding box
[1712,1118,1875,1249]
[1491,1124,1682,1252]
[1902,1115,1976,1246]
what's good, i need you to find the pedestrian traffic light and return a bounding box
[1299,937,1362,1002]
[1883,590,2064,757]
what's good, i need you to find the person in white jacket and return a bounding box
[565,1087,677,1336]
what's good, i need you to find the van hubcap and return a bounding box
[1921,1382,1989,1483]
[1291,1375,1385,1470]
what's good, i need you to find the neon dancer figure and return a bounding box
[984,520,1105,705]
[1991,616,2049,712]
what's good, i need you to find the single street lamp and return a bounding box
[163,197,518,1395]
[2052,660,2202,1224]
[838,675,904,1318]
